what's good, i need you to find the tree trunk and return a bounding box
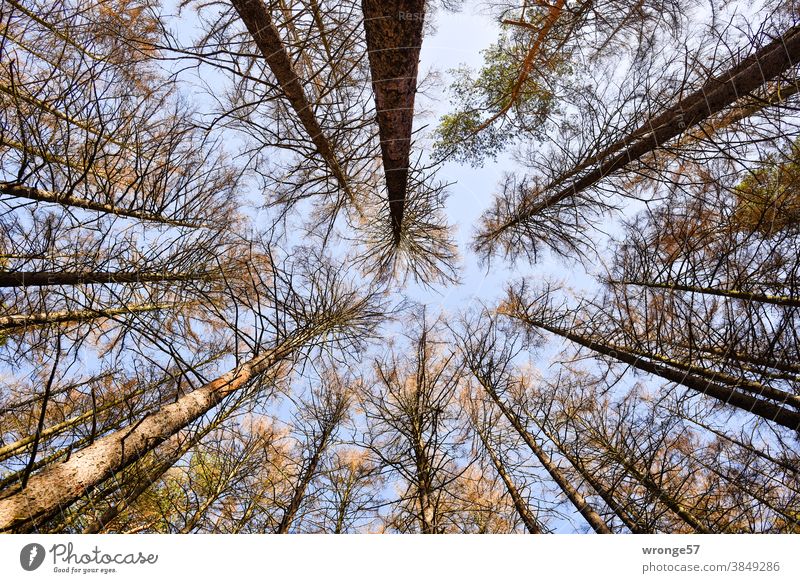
[0,303,175,331]
[492,24,800,236]
[612,279,800,308]
[507,313,800,431]
[0,271,208,288]
[276,421,336,533]
[0,182,204,228]
[614,342,800,410]
[533,422,650,533]
[361,0,426,242]
[0,324,327,532]
[230,0,352,199]
[82,435,192,534]
[473,422,542,533]
[473,370,613,533]
[593,437,712,533]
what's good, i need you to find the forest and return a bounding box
[0,0,798,533]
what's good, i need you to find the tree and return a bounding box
[0,254,385,532]
[499,281,800,430]
[359,310,468,533]
[473,18,800,263]
[434,0,687,165]
[176,0,457,285]
[275,369,351,533]
[455,313,614,533]
[361,0,425,242]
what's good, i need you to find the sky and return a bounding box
[4,0,783,533]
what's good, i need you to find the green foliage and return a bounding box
[432,32,566,166]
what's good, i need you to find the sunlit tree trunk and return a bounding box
[0,319,338,532]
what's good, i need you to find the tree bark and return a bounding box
[472,370,613,533]
[0,271,208,288]
[0,323,328,532]
[361,0,426,242]
[533,422,651,533]
[0,303,175,330]
[493,24,800,235]
[0,182,205,228]
[506,313,800,430]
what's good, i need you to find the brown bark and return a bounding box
[489,24,800,238]
[0,324,326,532]
[361,0,426,242]
[0,271,208,288]
[81,434,193,534]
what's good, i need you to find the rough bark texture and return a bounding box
[0,328,316,532]
[230,0,351,198]
[361,0,425,242]
[82,429,212,534]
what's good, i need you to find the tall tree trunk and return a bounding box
[276,420,337,533]
[504,311,800,431]
[0,321,333,532]
[361,0,426,242]
[0,387,149,463]
[485,24,800,240]
[82,433,199,534]
[0,183,205,228]
[588,433,712,533]
[533,421,650,533]
[668,344,800,377]
[0,303,175,331]
[0,271,209,288]
[230,0,352,200]
[611,279,800,308]
[82,384,251,534]
[614,342,800,410]
[472,370,613,533]
[472,421,542,533]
